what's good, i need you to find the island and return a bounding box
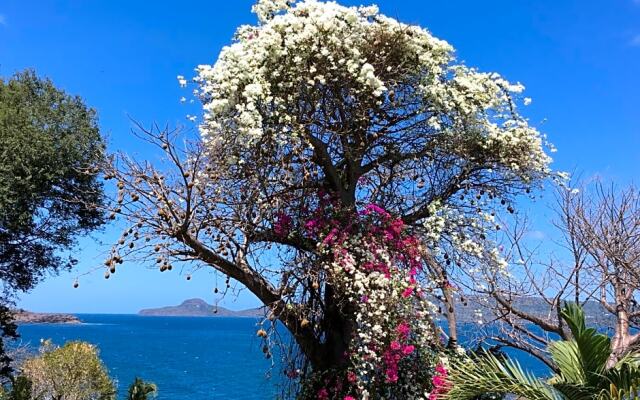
[12,310,81,324]
[138,298,264,318]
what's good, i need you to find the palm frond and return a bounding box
[443,351,562,400]
[559,303,611,385]
[446,304,640,400]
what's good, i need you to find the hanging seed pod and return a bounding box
[104,271,110,279]
[256,329,267,338]
[186,275,191,281]
[73,280,79,289]
[110,266,116,274]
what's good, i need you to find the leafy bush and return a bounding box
[127,377,157,400]
[19,340,115,400]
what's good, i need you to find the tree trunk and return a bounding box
[442,285,458,348]
[609,305,633,367]
[313,284,354,370]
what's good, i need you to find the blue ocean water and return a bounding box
[16,315,550,400]
[17,315,281,400]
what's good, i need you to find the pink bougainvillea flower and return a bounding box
[362,203,389,217]
[401,286,414,298]
[402,345,415,355]
[317,388,329,400]
[435,363,447,375]
[396,322,411,338]
[322,227,339,245]
[274,212,292,237]
[385,367,399,383]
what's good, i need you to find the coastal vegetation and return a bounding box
[0,341,157,400]
[126,378,157,400]
[0,70,106,379]
[20,341,116,400]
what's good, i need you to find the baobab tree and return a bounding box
[478,182,640,370]
[101,0,552,397]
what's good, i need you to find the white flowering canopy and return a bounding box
[191,0,555,287]
[196,0,550,182]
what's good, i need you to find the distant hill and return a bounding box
[140,296,613,324]
[138,298,264,318]
[440,295,612,325]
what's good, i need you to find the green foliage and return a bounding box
[466,346,508,400]
[0,69,106,290]
[0,376,32,400]
[444,303,640,400]
[0,69,106,378]
[19,340,116,400]
[127,377,157,400]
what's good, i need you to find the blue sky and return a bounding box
[0,0,638,313]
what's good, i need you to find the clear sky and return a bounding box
[0,0,638,313]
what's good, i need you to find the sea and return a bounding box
[16,315,549,400]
